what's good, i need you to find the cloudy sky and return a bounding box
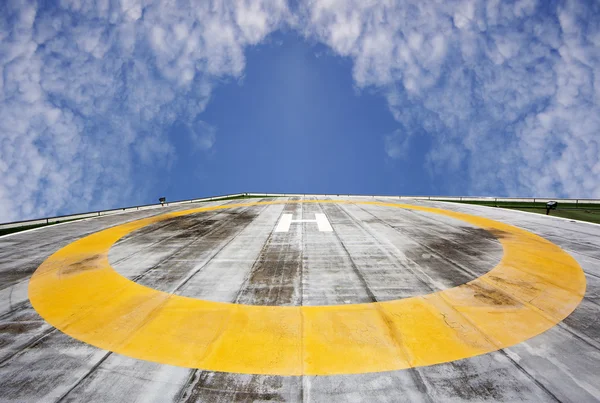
[1,0,599,222]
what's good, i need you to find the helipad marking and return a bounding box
[28,201,586,376]
[275,213,333,232]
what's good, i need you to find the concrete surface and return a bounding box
[0,197,599,402]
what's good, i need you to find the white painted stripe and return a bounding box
[315,213,333,232]
[275,213,332,232]
[275,214,293,232]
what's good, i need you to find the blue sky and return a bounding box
[1,0,600,221]
[155,32,425,200]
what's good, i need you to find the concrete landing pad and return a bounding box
[0,197,599,402]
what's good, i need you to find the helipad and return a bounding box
[1,196,599,401]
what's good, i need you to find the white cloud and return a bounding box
[384,129,410,160]
[298,0,600,198]
[189,121,217,151]
[0,0,288,222]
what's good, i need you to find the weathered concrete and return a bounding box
[0,197,599,402]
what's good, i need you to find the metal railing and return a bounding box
[2,192,599,231]
[0,193,248,230]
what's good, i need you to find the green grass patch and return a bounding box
[0,220,71,237]
[442,200,600,209]
[439,199,600,225]
[510,207,600,224]
[0,223,50,237]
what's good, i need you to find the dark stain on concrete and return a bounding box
[429,360,512,401]
[0,308,50,355]
[236,205,302,306]
[120,210,256,250]
[180,371,296,403]
[0,269,40,292]
[0,321,44,337]
[404,226,504,289]
[116,210,221,245]
[165,211,256,242]
[0,331,102,401]
[562,300,600,344]
[236,240,302,306]
[417,227,502,259]
[131,209,260,292]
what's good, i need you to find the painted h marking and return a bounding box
[275,213,333,232]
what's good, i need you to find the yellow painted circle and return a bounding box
[28,201,586,375]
